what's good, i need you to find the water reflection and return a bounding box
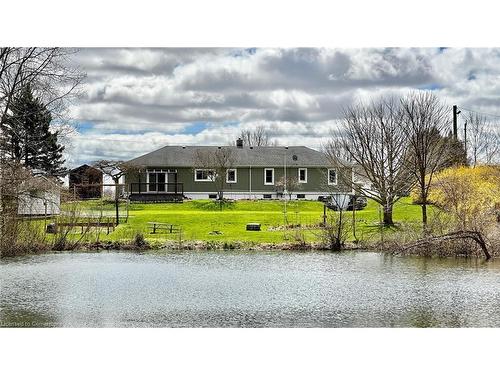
[1,251,500,327]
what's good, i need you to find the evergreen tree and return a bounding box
[1,85,66,176]
[442,133,468,168]
[40,130,66,176]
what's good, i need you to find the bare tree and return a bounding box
[465,113,500,165]
[400,91,452,228]
[93,160,138,225]
[317,194,351,251]
[239,125,272,146]
[0,48,84,245]
[0,48,84,129]
[0,161,66,256]
[0,162,34,253]
[328,97,412,225]
[322,133,352,164]
[276,175,300,200]
[192,147,236,209]
[484,126,500,164]
[466,112,488,167]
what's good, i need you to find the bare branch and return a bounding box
[238,125,272,147]
[327,96,413,225]
[400,91,453,227]
[192,147,236,204]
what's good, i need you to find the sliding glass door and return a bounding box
[148,172,166,192]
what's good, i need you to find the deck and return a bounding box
[128,182,184,203]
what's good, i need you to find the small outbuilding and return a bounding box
[69,164,103,199]
[17,176,61,216]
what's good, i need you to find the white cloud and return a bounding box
[64,48,500,167]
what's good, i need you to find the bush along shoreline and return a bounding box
[2,233,499,260]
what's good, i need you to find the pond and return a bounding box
[1,250,500,327]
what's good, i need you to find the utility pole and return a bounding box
[453,105,461,140]
[464,120,468,158]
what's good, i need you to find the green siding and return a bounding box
[126,166,352,194]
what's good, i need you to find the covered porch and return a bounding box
[128,169,184,202]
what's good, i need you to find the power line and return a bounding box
[458,106,500,120]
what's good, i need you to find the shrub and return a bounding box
[423,165,500,232]
[133,232,148,248]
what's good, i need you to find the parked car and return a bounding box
[325,195,367,211]
[354,195,368,209]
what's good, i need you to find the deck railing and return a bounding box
[129,182,184,195]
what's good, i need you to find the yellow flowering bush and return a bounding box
[424,166,500,231]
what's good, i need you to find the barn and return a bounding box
[69,164,103,199]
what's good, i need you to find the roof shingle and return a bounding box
[127,145,338,168]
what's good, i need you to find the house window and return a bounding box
[328,169,337,185]
[147,171,166,192]
[226,169,237,183]
[264,168,274,185]
[195,169,215,182]
[298,168,307,183]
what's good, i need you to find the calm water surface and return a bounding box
[1,250,500,327]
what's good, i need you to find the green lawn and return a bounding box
[60,197,426,244]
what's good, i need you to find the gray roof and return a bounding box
[127,145,343,168]
[69,164,101,174]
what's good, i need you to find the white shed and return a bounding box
[17,176,61,216]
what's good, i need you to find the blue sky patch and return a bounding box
[183,121,240,135]
[74,121,95,133]
[418,83,443,91]
[230,48,257,58]
[222,120,240,127]
[184,122,209,134]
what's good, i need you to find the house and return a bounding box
[124,140,353,202]
[69,164,103,199]
[17,175,61,216]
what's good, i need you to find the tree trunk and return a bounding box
[421,202,428,228]
[400,230,491,260]
[419,178,428,228]
[218,190,224,211]
[383,204,394,225]
[383,211,393,225]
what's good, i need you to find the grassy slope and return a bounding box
[66,197,425,243]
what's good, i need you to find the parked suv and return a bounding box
[324,195,367,211]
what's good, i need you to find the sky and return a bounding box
[64,48,500,167]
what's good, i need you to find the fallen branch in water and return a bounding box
[396,230,491,260]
